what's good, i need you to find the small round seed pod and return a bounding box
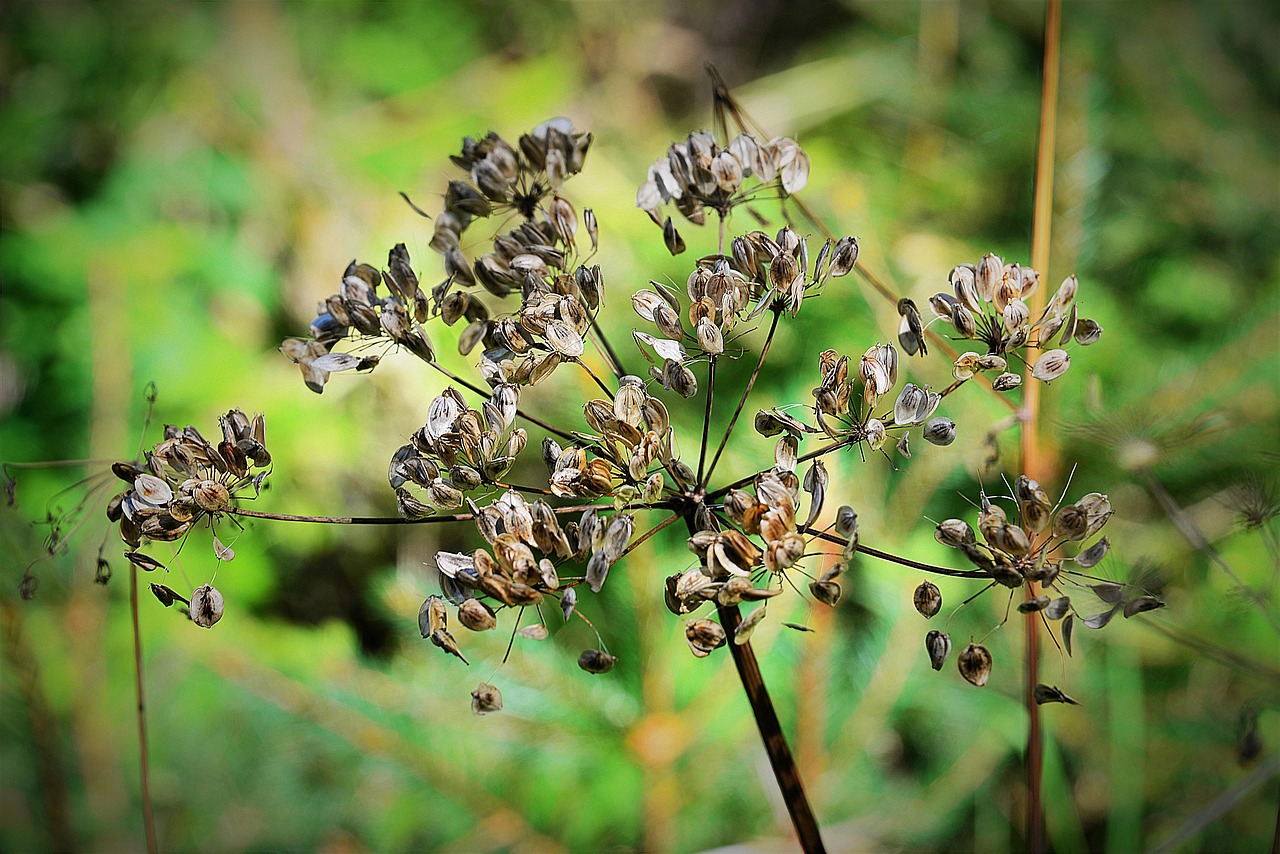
[189,584,225,628]
[913,581,942,618]
[809,580,842,607]
[685,618,727,658]
[935,518,976,548]
[958,642,993,687]
[577,649,618,674]
[925,630,951,671]
[922,417,957,447]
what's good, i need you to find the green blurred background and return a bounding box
[2,0,1278,850]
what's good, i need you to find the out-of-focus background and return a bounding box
[1,1,1277,850]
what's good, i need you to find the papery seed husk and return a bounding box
[1032,349,1071,382]
[1075,537,1109,568]
[686,618,727,657]
[457,598,497,632]
[735,606,767,645]
[809,580,842,606]
[190,584,225,628]
[1034,683,1080,705]
[471,682,502,715]
[913,581,942,618]
[992,372,1022,392]
[1045,596,1070,620]
[1123,595,1165,618]
[935,519,976,548]
[922,417,956,446]
[958,642,992,686]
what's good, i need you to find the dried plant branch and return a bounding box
[229,499,676,526]
[130,564,159,854]
[704,307,782,488]
[698,357,717,485]
[428,361,576,443]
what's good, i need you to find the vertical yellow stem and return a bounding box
[1022,2,1061,853]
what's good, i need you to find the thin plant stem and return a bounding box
[589,315,628,379]
[802,528,990,578]
[697,356,717,486]
[130,564,158,854]
[704,308,781,488]
[614,511,682,562]
[576,358,615,400]
[707,436,855,502]
[1021,2,1062,850]
[427,361,576,443]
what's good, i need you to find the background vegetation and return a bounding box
[1,0,1277,850]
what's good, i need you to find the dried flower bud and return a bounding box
[470,682,503,715]
[958,642,993,687]
[577,649,618,674]
[190,584,225,628]
[925,630,951,671]
[913,581,942,618]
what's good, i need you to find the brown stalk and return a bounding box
[681,513,825,851]
[130,564,159,854]
[1021,2,1062,851]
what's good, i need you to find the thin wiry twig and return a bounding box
[704,308,781,489]
[697,356,717,486]
[228,499,677,526]
[427,361,577,443]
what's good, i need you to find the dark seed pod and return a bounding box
[685,618,727,658]
[958,642,992,687]
[1033,683,1079,705]
[94,558,112,585]
[809,580,842,606]
[1018,595,1050,613]
[577,649,617,674]
[925,630,951,671]
[150,583,184,607]
[913,581,942,618]
[935,518,976,548]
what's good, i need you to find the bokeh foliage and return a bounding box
[2,0,1277,851]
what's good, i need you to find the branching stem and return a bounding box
[704,308,781,488]
[428,361,576,443]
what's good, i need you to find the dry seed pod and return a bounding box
[925,630,951,671]
[1033,684,1079,705]
[457,598,497,632]
[577,649,618,674]
[685,618,727,658]
[470,682,503,715]
[913,581,942,618]
[189,584,225,628]
[935,519,976,548]
[809,580,842,606]
[1018,595,1051,613]
[1031,349,1070,382]
[735,606,767,645]
[958,642,993,687]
